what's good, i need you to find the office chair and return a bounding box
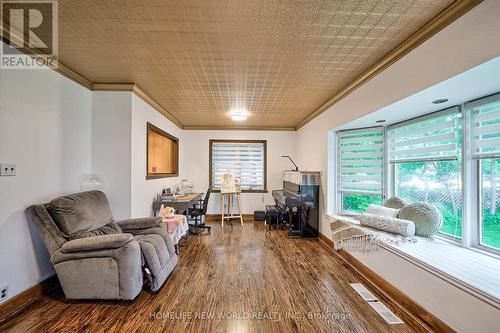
[188,187,212,234]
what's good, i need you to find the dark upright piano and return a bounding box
[272,171,320,238]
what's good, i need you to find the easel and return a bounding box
[220,192,243,227]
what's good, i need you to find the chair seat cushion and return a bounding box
[189,208,203,216]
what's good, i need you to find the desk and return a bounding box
[152,193,202,216]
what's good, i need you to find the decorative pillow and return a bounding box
[360,213,415,237]
[365,204,400,218]
[398,203,443,237]
[383,196,408,209]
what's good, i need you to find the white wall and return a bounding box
[130,94,184,217]
[2,2,500,330]
[182,130,297,214]
[91,93,185,219]
[0,65,91,300]
[295,1,500,332]
[91,92,132,220]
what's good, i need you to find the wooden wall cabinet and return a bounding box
[146,123,179,179]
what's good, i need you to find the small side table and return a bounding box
[162,214,189,254]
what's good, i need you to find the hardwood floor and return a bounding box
[0,220,427,333]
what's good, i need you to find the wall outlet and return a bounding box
[0,163,16,176]
[0,285,8,303]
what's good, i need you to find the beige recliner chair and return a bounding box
[26,190,178,300]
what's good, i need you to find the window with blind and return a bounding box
[467,93,500,250]
[337,127,384,212]
[388,107,462,238]
[209,140,267,192]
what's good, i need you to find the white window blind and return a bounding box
[387,107,459,163]
[211,141,266,191]
[467,93,500,159]
[337,127,384,195]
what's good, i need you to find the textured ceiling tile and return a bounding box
[58,0,455,128]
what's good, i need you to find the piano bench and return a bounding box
[265,205,283,230]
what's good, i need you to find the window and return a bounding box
[146,122,179,179]
[337,127,384,212]
[209,140,267,192]
[468,93,500,250]
[331,91,500,255]
[388,107,462,238]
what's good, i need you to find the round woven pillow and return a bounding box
[398,203,443,237]
[383,196,408,210]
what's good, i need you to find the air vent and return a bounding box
[369,301,404,325]
[350,283,378,302]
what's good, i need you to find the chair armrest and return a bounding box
[61,234,134,253]
[116,217,162,230]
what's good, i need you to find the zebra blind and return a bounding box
[210,140,266,191]
[337,127,384,195]
[387,107,459,163]
[467,93,500,159]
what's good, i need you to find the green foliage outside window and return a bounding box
[395,160,462,238]
[342,194,382,212]
[480,159,500,249]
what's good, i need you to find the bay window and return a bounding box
[333,91,500,254]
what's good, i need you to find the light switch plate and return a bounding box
[0,163,16,176]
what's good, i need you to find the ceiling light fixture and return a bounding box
[432,98,449,104]
[230,107,247,121]
[376,120,386,123]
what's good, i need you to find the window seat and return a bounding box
[328,214,500,309]
[378,237,500,308]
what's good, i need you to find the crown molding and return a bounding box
[91,83,184,128]
[92,83,135,91]
[183,125,295,131]
[131,85,184,129]
[0,26,93,89]
[1,0,482,132]
[54,63,93,89]
[295,0,482,130]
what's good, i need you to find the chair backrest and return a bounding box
[201,187,212,215]
[47,190,114,238]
